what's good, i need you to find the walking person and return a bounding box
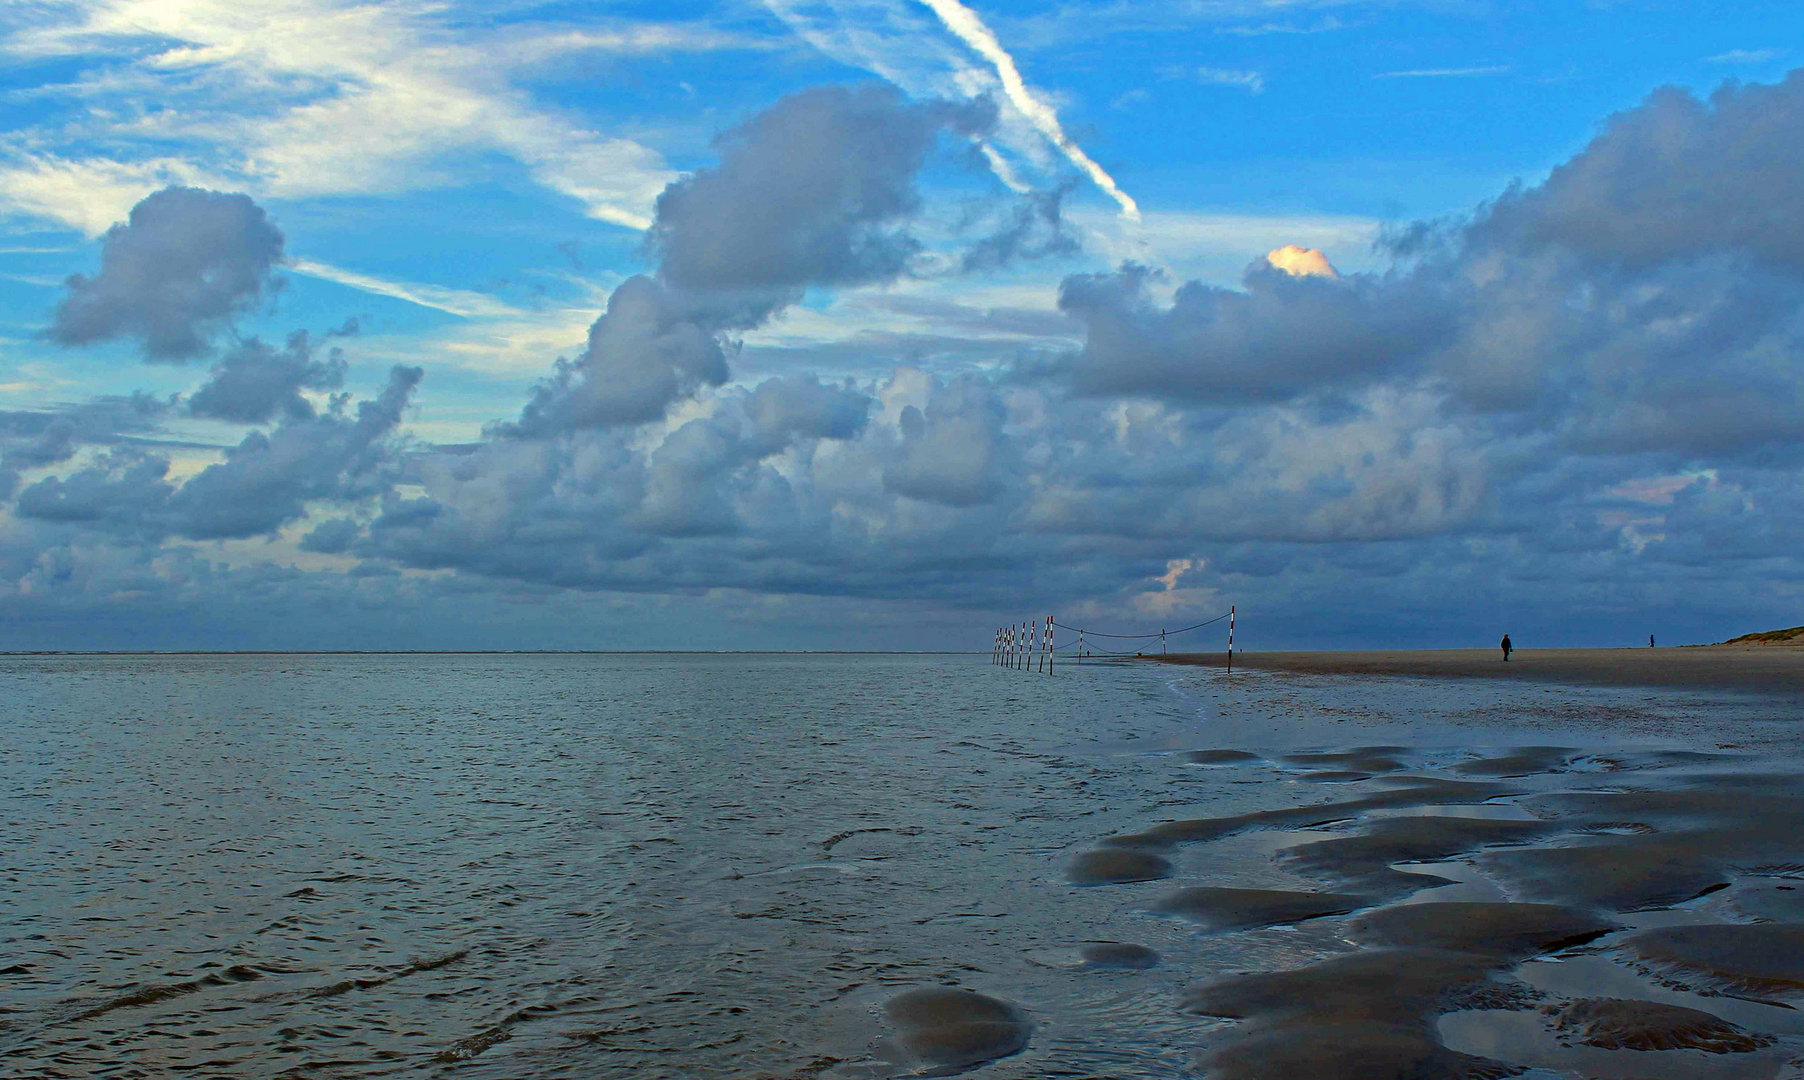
[1650,634,1655,648]
[1501,633,1512,662]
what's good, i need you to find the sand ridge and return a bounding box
[1059,739,1804,1080]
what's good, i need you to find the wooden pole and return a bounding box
[1227,605,1235,673]
[1044,614,1052,673]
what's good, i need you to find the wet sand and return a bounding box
[1160,645,1804,691]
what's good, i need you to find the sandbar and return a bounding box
[1157,646,1804,692]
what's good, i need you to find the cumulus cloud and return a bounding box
[1063,70,1804,457]
[509,276,734,433]
[1058,261,1452,404]
[172,365,422,539]
[511,85,994,436]
[1473,73,1804,269]
[49,186,286,360]
[15,73,1804,648]
[0,395,174,500]
[651,84,994,299]
[16,366,422,541]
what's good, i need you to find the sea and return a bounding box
[4,652,1802,1079]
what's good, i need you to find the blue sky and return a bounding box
[1,0,1801,650]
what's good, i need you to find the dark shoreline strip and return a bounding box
[1155,648,1804,692]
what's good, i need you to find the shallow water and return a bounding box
[3,653,1802,1078]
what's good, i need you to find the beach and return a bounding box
[1160,645,1804,691]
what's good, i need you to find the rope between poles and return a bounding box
[1052,611,1230,639]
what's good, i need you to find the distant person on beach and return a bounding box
[1501,634,1512,661]
[1650,635,1655,647]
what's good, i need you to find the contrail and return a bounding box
[916,0,1140,222]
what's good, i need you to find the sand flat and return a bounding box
[1158,646,1804,691]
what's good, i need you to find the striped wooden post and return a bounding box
[1043,614,1052,673]
[1228,605,1235,673]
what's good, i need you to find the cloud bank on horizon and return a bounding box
[2,0,1802,649]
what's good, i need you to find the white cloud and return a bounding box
[915,0,1140,220]
[0,0,762,231]
[0,154,228,237]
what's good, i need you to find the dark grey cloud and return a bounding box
[187,332,348,424]
[0,394,175,500]
[1059,261,1455,404]
[49,186,285,360]
[298,517,361,555]
[15,450,179,539]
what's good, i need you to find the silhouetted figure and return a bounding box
[1650,635,1655,648]
[1501,634,1512,661]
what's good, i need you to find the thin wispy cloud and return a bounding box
[1375,65,1510,79]
[915,0,1141,221]
[1706,48,1787,64]
[287,261,528,321]
[1161,65,1266,93]
[1218,17,1344,36]
[0,0,762,231]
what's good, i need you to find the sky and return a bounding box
[1,0,1802,651]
